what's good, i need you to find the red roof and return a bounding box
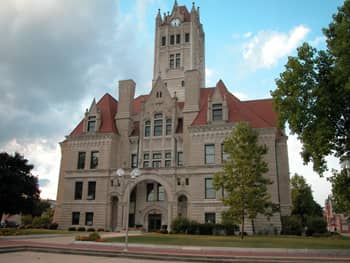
[70,82,276,137]
[70,93,118,136]
[191,80,276,128]
[179,6,191,22]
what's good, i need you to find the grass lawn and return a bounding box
[0,228,73,236]
[104,233,350,250]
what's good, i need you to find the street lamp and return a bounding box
[124,168,140,252]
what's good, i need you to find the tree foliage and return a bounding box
[0,152,40,218]
[271,1,350,175]
[290,174,323,223]
[213,122,276,239]
[329,169,350,215]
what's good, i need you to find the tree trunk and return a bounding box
[241,214,245,240]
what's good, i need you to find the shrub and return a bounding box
[77,227,86,232]
[305,216,327,236]
[32,217,42,228]
[49,222,58,230]
[88,232,101,241]
[68,227,76,231]
[281,216,303,235]
[22,214,33,226]
[198,223,214,235]
[87,228,95,232]
[97,228,105,232]
[171,217,191,234]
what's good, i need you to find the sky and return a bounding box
[0,0,344,205]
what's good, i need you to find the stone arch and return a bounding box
[122,174,174,203]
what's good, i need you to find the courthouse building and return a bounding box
[54,1,291,233]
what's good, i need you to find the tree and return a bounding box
[290,174,323,224]
[329,169,350,215]
[0,152,40,218]
[213,122,276,239]
[271,1,350,175]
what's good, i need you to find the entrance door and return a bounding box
[148,214,161,232]
[111,197,118,231]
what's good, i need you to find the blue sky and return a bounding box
[0,0,344,205]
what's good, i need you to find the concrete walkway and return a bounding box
[1,233,350,262]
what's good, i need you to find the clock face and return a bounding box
[171,18,181,27]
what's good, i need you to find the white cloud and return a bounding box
[242,25,310,71]
[287,132,340,206]
[243,32,252,38]
[309,36,326,47]
[2,138,61,200]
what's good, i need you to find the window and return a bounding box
[152,152,161,168]
[205,144,215,164]
[157,184,165,201]
[72,212,80,225]
[74,182,83,200]
[87,116,96,132]
[175,53,181,68]
[146,183,155,201]
[154,113,163,136]
[143,153,150,168]
[166,119,172,135]
[205,212,216,224]
[131,154,137,168]
[221,143,230,163]
[87,181,96,200]
[177,151,183,167]
[90,151,99,169]
[170,34,174,45]
[77,152,86,169]
[177,178,181,186]
[212,103,223,121]
[185,178,189,186]
[169,54,174,69]
[181,80,185,87]
[176,34,180,44]
[145,120,151,137]
[85,212,94,226]
[205,178,216,199]
[185,33,190,43]
[161,36,166,46]
[165,152,171,167]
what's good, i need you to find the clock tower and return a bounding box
[153,1,205,101]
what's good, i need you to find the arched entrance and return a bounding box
[110,196,118,231]
[122,174,174,232]
[177,195,188,217]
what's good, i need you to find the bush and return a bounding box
[68,227,76,231]
[305,216,327,236]
[49,222,58,230]
[281,216,303,235]
[171,217,191,234]
[87,228,95,232]
[77,227,86,232]
[198,223,214,235]
[97,228,105,232]
[88,232,101,241]
[22,214,33,226]
[32,217,42,228]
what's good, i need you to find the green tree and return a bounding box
[290,174,323,224]
[271,1,350,175]
[213,122,276,239]
[329,169,350,215]
[0,152,40,218]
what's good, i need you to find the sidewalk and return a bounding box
[1,233,350,262]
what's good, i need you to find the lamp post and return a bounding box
[124,168,141,252]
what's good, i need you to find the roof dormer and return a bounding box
[84,98,102,133]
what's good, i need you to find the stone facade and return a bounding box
[54,1,291,234]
